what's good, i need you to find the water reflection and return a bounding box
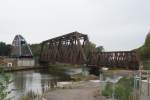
[8,69,64,100]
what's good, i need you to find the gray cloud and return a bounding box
[0,0,150,51]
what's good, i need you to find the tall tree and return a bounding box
[30,43,41,59]
[84,41,96,59]
[0,42,11,56]
[137,31,150,60]
[96,46,104,52]
[144,31,150,47]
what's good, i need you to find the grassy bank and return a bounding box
[49,63,83,68]
[142,60,150,70]
[102,77,134,100]
[48,63,99,81]
[48,65,71,81]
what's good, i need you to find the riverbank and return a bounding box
[43,70,135,100]
[1,65,48,72]
[5,67,136,100]
[44,81,106,100]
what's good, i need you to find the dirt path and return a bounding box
[45,81,106,100]
[45,70,133,100]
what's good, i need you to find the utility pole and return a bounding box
[133,73,136,100]
[147,71,150,100]
[133,71,140,100]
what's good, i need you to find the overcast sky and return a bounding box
[0,0,150,51]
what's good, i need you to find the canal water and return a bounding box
[7,68,83,100]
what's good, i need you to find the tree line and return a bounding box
[0,42,11,56]
[136,31,150,60]
[0,42,41,58]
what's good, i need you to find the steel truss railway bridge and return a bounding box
[40,32,140,70]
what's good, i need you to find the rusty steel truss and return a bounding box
[88,51,140,70]
[40,31,89,64]
[40,32,140,70]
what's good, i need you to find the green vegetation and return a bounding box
[84,41,96,56]
[0,68,12,100]
[48,65,72,81]
[71,74,98,81]
[30,43,41,58]
[142,61,150,70]
[20,91,41,100]
[84,41,104,63]
[84,41,104,55]
[136,31,150,69]
[0,41,41,58]
[0,42,11,56]
[136,31,150,60]
[102,77,134,100]
[49,63,82,68]
[96,46,104,52]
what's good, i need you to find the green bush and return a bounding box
[0,68,12,100]
[102,77,134,100]
[102,83,113,98]
[142,61,150,70]
[136,32,150,60]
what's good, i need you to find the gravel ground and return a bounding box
[45,70,133,100]
[45,81,106,100]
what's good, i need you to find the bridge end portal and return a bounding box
[39,31,89,65]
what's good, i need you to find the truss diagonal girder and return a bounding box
[40,32,89,64]
[40,32,140,70]
[88,51,140,70]
[11,35,33,58]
